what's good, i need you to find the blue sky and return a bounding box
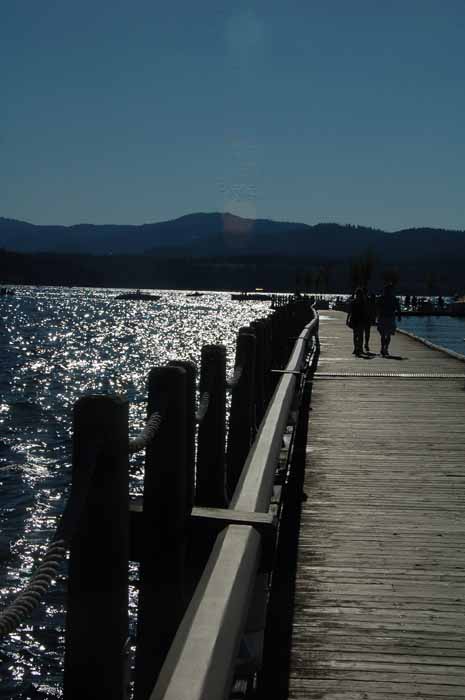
[2,1,464,231]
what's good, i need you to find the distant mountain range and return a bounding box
[1,212,465,264]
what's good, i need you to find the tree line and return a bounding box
[0,248,461,295]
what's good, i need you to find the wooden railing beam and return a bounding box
[231,315,317,514]
[149,525,260,700]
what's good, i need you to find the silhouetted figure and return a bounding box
[363,290,376,352]
[377,283,401,356]
[346,288,366,356]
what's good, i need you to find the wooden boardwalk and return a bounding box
[288,311,465,699]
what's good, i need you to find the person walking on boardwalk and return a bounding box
[376,282,402,356]
[346,288,366,356]
[363,290,377,352]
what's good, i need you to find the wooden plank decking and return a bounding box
[288,311,465,699]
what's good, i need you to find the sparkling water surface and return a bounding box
[0,286,270,699]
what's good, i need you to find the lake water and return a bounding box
[399,314,465,357]
[1,287,464,698]
[0,286,271,699]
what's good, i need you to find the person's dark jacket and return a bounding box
[348,297,366,327]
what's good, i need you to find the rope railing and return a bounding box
[195,391,210,423]
[1,409,162,638]
[226,364,243,390]
[128,411,162,453]
[0,538,67,636]
[0,442,100,637]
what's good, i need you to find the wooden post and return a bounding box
[196,344,227,508]
[270,311,280,369]
[226,330,256,499]
[239,325,258,439]
[285,309,295,358]
[262,317,273,405]
[64,395,129,700]
[270,310,286,396]
[251,319,266,427]
[134,365,188,700]
[169,360,197,513]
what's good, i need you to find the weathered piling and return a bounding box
[134,365,189,700]
[250,319,266,427]
[269,311,287,396]
[270,312,282,370]
[226,329,256,498]
[168,359,197,511]
[195,344,228,508]
[64,395,129,700]
[238,327,258,433]
[261,317,273,404]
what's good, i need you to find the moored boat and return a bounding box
[231,292,273,301]
[115,289,161,301]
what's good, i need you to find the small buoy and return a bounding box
[0,536,11,561]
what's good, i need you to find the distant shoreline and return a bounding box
[1,248,462,296]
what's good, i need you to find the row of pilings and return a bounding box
[62,296,315,700]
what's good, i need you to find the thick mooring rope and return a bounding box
[0,538,67,636]
[226,365,243,390]
[128,412,162,453]
[1,411,164,635]
[0,443,99,637]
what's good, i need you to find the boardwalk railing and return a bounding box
[150,308,319,700]
[1,296,319,700]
